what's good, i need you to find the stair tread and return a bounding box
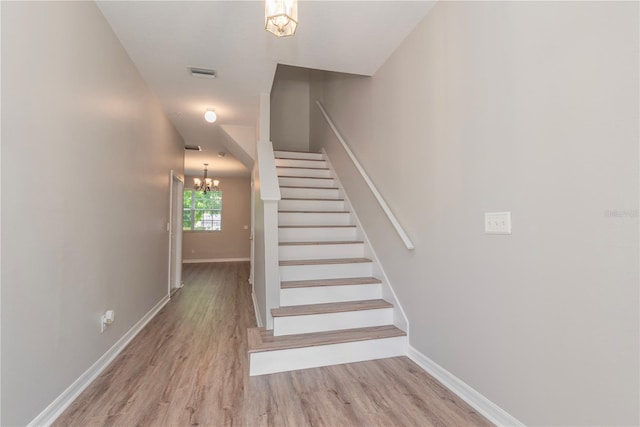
[279,176,334,180]
[272,299,393,317]
[247,325,405,353]
[274,150,323,154]
[275,157,326,162]
[279,225,356,228]
[279,257,371,266]
[281,198,344,201]
[280,186,338,189]
[277,166,330,170]
[279,241,363,246]
[279,210,349,214]
[281,277,382,288]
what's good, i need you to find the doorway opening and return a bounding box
[169,170,184,295]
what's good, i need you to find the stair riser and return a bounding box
[277,168,332,178]
[249,336,407,376]
[279,243,364,261]
[275,159,327,169]
[280,187,340,199]
[274,151,324,161]
[278,212,351,226]
[280,262,372,281]
[278,227,357,243]
[280,283,381,306]
[273,308,394,336]
[278,177,336,188]
[278,199,345,212]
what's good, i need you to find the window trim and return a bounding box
[183,189,222,232]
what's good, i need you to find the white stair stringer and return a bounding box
[249,150,407,376]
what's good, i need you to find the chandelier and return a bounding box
[194,163,219,194]
[265,0,298,37]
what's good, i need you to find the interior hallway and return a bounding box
[54,262,491,426]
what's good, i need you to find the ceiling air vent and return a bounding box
[185,145,202,151]
[188,67,217,79]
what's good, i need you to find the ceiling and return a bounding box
[97,1,436,176]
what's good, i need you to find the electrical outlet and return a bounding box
[485,212,512,235]
[101,310,115,333]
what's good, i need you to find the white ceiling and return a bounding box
[97,1,436,176]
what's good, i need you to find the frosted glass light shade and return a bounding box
[265,0,298,37]
[193,178,202,187]
[204,110,217,123]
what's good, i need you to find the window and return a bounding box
[183,190,222,231]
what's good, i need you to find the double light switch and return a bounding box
[485,212,512,234]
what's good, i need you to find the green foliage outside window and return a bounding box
[183,190,222,231]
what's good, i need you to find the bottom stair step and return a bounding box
[248,325,407,376]
[249,325,406,352]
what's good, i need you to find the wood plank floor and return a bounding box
[54,262,492,427]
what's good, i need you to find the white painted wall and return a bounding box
[1,2,184,425]
[219,124,256,169]
[270,65,310,152]
[311,1,639,425]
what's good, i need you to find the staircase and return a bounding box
[248,150,407,376]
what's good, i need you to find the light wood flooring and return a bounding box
[54,262,492,427]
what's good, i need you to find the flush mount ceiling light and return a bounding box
[194,163,220,194]
[265,0,298,37]
[204,109,217,123]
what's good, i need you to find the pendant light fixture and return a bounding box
[265,0,298,37]
[194,163,220,194]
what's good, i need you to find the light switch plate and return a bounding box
[485,212,512,234]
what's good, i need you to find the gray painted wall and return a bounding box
[270,65,310,152]
[1,2,184,425]
[311,1,639,425]
[183,176,251,261]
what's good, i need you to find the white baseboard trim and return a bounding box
[407,345,525,427]
[252,291,264,328]
[183,257,250,264]
[28,294,171,427]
